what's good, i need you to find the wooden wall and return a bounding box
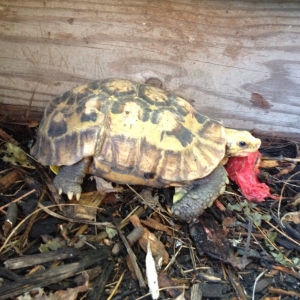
[0,0,300,138]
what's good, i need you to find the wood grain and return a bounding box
[0,0,299,138]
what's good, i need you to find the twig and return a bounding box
[0,189,35,212]
[38,203,114,227]
[226,268,248,300]
[17,189,47,249]
[107,271,125,300]
[272,265,300,280]
[262,156,300,163]
[252,269,267,300]
[268,286,300,297]
[107,209,146,288]
[277,170,300,220]
[0,203,113,254]
[243,218,253,266]
[25,85,38,121]
[0,130,18,145]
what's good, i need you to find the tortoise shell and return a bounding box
[31,79,226,187]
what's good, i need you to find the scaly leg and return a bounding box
[53,157,91,200]
[171,165,228,223]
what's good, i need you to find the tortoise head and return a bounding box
[225,128,261,157]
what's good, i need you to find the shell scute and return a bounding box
[66,94,76,106]
[47,112,68,138]
[75,104,85,115]
[75,93,91,106]
[194,111,208,124]
[166,122,194,147]
[138,84,169,103]
[80,111,98,123]
[150,110,160,124]
[52,90,71,105]
[44,102,56,117]
[31,78,227,186]
[99,78,137,97]
[111,101,126,114]
[174,104,189,117]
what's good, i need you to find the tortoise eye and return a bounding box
[238,141,247,147]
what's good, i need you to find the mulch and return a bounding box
[0,121,300,300]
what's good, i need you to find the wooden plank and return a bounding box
[0,0,299,138]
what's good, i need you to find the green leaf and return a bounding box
[39,244,49,253]
[227,203,242,212]
[261,214,272,222]
[47,241,61,251]
[252,212,262,226]
[267,232,277,243]
[106,227,117,239]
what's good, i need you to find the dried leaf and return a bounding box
[222,217,238,228]
[16,287,57,299]
[0,169,23,192]
[64,191,105,220]
[292,193,300,206]
[129,215,169,265]
[281,211,300,224]
[55,271,89,299]
[141,217,173,236]
[91,176,123,193]
[157,272,183,298]
[0,142,34,169]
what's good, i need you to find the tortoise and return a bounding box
[31,78,261,222]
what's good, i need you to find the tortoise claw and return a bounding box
[75,193,81,201]
[67,191,74,200]
[58,188,63,195]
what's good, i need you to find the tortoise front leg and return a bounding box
[171,165,228,223]
[53,157,91,200]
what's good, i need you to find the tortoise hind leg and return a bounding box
[171,165,228,223]
[53,157,91,200]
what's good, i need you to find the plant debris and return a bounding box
[1,123,300,299]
